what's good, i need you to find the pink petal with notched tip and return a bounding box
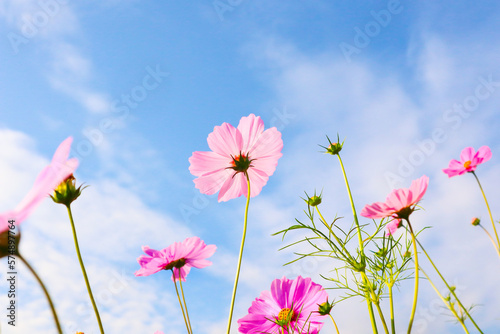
[0,137,78,233]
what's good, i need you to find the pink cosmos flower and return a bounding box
[361,176,429,234]
[189,114,283,202]
[135,236,216,281]
[443,146,492,177]
[238,276,328,334]
[0,137,78,233]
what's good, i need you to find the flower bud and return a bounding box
[0,228,21,258]
[318,298,334,315]
[471,217,480,226]
[307,195,322,207]
[321,135,344,156]
[51,175,86,206]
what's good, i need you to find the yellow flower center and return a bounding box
[463,160,471,169]
[278,308,291,321]
[276,307,296,326]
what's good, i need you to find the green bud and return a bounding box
[51,175,86,206]
[318,298,334,316]
[471,217,480,226]
[320,134,345,156]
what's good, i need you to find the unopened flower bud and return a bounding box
[321,135,344,156]
[471,217,480,226]
[307,195,322,207]
[318,298,334,315]
[51,175,86,206]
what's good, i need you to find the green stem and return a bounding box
[178,270,193,333]
[374,302,390,334]
[472,172,500,255]
[414,238,483,333]
[18,253,63,334]
[419,267,469,334]
[388,282,395,334]
[478,224,500,257]
[172,271,191,334]
[337,154,378,333]
[329,314,340,334]
[337,155,363,251]
[66,205,104,334]
[406,220,419,334]
[226,173,251,334]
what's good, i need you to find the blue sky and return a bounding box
[1,1,500,333]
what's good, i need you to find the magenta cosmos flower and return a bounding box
[0,137,78,233]
[361,176,429,234]
[135,236,216,281]
[443,146,492,177]
[238,276,328,334]
[189,114,283,202]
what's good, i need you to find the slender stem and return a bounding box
[172,271,190,334]
[374,302,390,334]
[472,172,500,255]
[419,267,469,334]
[66,204,105,334]
[178,271,193,333]
[414,238,483,333]
[337,155,378,333]
[329,314,340,334]
[406,220,419,334]
[337,155,363,251]
[226,173,251,334]
[388,282,395,334]
[18,253,63,334]
[478,224,500,257]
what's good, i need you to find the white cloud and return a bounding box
[0,129,200,333]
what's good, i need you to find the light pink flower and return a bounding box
[135,236,216,281]
[238,276,328,334]
[189,114,283,202]
[443,146,492,177]
[0,137,78,233]
[361,176,429,233]
[153,331,164,334]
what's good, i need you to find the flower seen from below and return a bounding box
[135,236,216,281]
[443,146,492,177]
[361,176,429,233]
[189,114,283,202]
[238,276,328,334]
[0,137,78,233]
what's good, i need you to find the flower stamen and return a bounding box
[464,160,472,169]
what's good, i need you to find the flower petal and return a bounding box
[189,151,230,177]
[207,122,243,157]
[460,147,475,163]
[218,172,247,202]
[237,114,265,153]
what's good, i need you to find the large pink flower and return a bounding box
[238,276,328,334]
[0,137,78,233]
[189,114,283,202]
[443,146,492,177]
[135,236,216,281]
[361,176,429,233]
